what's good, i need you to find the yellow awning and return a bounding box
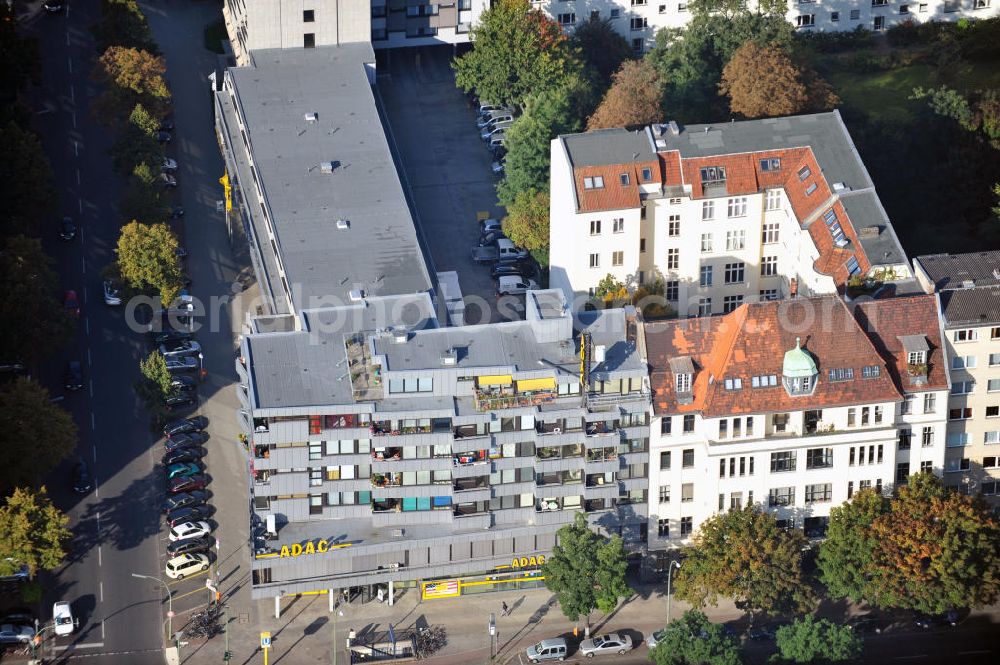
[517,377,556,392]
[478,374,513,387]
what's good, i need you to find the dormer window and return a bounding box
[676,373,691,393]
[784,375,812,395]
[700,166,726,186]
[669,356,695,404]
[781,337,818,397]
[907,351,926,365]
[641,167,653,181]
[620,173,630,186]
[583,176,605,190]
[723,377,742,390]
[899,335,929,368]
[760,158,781,171]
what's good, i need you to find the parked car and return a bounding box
[64,361,83,391]
[646,629,667,650]
[473,238,529,264]
[102,280,122,306]
[169,206,185,219]
[162,158,178,172]
[43,0,66,12]
[525,637,568,663]
[159,173,178,188]
[155,131,171,144]
[477,111,513,129]
[846,615,888,634]
[578,632,632,658]
[163,447,206,465]
[168,475,208,494]
[164,553,209,580]
[478,229,505,247]
[490,263,526,281]
[166,535,214,557]
[160,340,201,358]
[0,609,34,627]
[164,431,209,451]
[163,416,208,438]
[162,491,208,513]
[64,290,80,316]
[171,375,198,393]
[175,246,189,260]
[165,393,196,410]
[914,610,959,629]
[479,217,502,234]
[159,119,175,132]
[149,329,192,345]
[165,356,199,373]
[0,624,34,644]
[747,622,788,641]
[165,461,203,480]
[487,135,506,152]
[52,601,74,637]
[481,122,512,142]
[166,504,214,528]
[496,276,539,297]
[491,156,506,175]
[59,216,76,241]
[71,458,91,494]
[168,520,212,542]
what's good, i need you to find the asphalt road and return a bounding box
[19,0,248,662]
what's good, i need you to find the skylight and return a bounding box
[751,375,778,388]
[798,165,811,180]
[823,208,847,246]
[828,368,854,382]
[724,377,743,390]
[862,365,880,378]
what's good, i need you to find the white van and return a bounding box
[525,637,568,663]
[497,275,539,296]
[487,134,506,151]
[481,122,512,141]
[477,111,513,129]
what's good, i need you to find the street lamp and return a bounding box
[666,560,681,625]
[197,352,205,382]
[132,572,173,643]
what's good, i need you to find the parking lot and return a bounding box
[377,46,524,324]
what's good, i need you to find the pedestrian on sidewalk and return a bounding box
[501,601,509,617]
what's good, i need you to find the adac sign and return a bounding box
[510,554,545,569]
[279,539,333,557]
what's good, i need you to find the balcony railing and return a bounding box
[372,447,402,461]
[474,389,556,412]
[587,390,649,409]
[586,422,619,437]
[371,473,402,488]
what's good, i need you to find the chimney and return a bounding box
[667,120,680,136]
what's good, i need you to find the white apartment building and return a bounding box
[222,0,487,64]
[914,252,1000,504]
[550,112,912,316]
[545,0,998,55]
[642,294,949,551]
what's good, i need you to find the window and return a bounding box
[768,487,795,507]
[658,486,671,503]
[804,483,832,504]
[831,10,840,20]
[612,218,624,234]
[922,426,934,447]
[682,449,694,468]
[701,233,713,253]
[989,379,1000,392]
[953,329,977,343]
[989,406,1000,418]
[680,516,693,536]
[862,365,881,378]
[639,238,646,254]
[765,190,782,212]
[723,295,743,313]
[828,368,854,382]
[304,33,316,48]
[985,456,999,469]
[752,375,777,388]
[850,9,861,19]
[665,281,679,301]
[760,289,778,301]
[589,253,600,268]
[590,220,601,235]
[681,483,693,502]
[872,0,888,5]
[642,167,653,180]
[900,3,910,12]
[657,518,670,537]
[583,176,604,189]
[946,432,968,447]
[727,197,748,218]
[700,166,726,186]
[943,0,958,9]
[920,461,932,473]
[798,165,812,181]
[846,257,861,277]
[612,251,624,267]
[697,298,712,317]
[992,327,1000,339]
[945,458,970,473]
[761,256,778,277]
[558,12,576,25]
[923,393,936,413]
[796,14,815,27]
[660,418,672,436]
[668,219,680,236]
[659,450,671,469]
[770,451,796,473]
[702,201,715,220]
[700,265,713,287]
[620,173,630,186]
[610,8,621,18]
[951,381,975,395]
[908,350,926,365]
[898,428,912,450]
[806,448,833,469]
[952,355,977,369]
[725,230,746,251]
[303,9,315,21]
[723,378,743,391]
[974,0,991,8]
[676,373,692,393]
[724,262,745,284]
[949,408,972,420]
[683,414,695,433]
[667,248,679,270]
[848,408,857,427]
[762,222,779,243]
[760,158,781,172]
[719,421,728,439]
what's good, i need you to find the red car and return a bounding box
[168,475,208,494]
[64,290,80,316]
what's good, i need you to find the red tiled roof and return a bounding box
[680,154,759,198]
[660,150,683,188]
[645,296,903,416]
[853,294,949,394]
[806,200,871,283]
[576,162,657,213]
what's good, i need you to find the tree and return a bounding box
[542,513,631,632]
[674,506,814,618]
[453,0,578,109]
[866,473,1000,613]
[0,488,71,578]
[0,122,56,237]
[0,5,41,112]
[912,86,1000,150]
[497,74,595,207]
[121,161,166,227]
[0,235,74,363]
[92,0,156,52]
[93,46,170,121]
[110,103,164,174]
[594,274,628,308]
[773,616,862,664]
[719,42,838,120]
[648,610,742,665]
[116,220,183,306]
[587,59,665,130]
[502,189,549,256]
[0,379,77,493]
[817,489,887,603]
[136,350,176,420]
[571,17,633,90]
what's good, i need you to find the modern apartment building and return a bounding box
[222,0,487,65]
[642,294,949,557]
[914,252,1000,503]
[549,112,913,315]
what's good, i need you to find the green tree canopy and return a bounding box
[570,17,633,89]
[93,46,171,121]
[648,610,742,665]
[817,489,887,603]
[0,487,71,578]
[93,0,156,52]
[912,86,1000,150]
[542,513,631,631]
[0,5,40,112]
[502,189,549,253]
[110,103,164,174]
[587,59,665,131]
[121,161,167,227]
[866,473,1000,613]
[0,122,56,237]
[116,220,183,306]
[0,235,74,363]
[674,506,814,618]
[773,615,862,664]
[136,350,176,420]
[453,0,579,109]
[0,379,78,493]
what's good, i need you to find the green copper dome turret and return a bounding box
[782,337,817,378]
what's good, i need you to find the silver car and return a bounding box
[578,632,633,658]
[160,340,201,358]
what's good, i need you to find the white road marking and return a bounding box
[90,411,95,431]
[70,85,74,103]
[81,256,86,274]
[53,643,105,651]
[88,379,93,398]
[78,198,82,213]
[79,225,84,244]
[98,546,102,567]
[83,286,88,303]
[74,141,78,157]
[96,511,101,530]
[892,656,928,660]
[101,621,105,640]
[92,444,97,462]
[85,317,90,335]
[95,478,99,498]
[957,651,991,656]
[66,33,70,46]
[68,57,72,74]
[87,347,92,366]
[99,582,103,602]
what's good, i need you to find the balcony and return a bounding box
[454,424,489,439]
[346,334,383,401]
[586,448,619,463]
[373,498,400,513]
[454,477,488,492]
[454,501,489,517]
[586,421,619,438]
[586,473,614,488]
[536,470,583,487]
[474,377,557,412]
[585,498,613,512]
[371,472,402,488]
[537,444,583,461]
[586,390,649,410]
[371,447,402,462]
[536,497,582,513]
[254,445,271,460]
[253,417,270,434]
[370,423,433,437]
[453,450,490,466]
[537,421,582,435]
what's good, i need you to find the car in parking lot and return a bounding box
[160,339,201,359]
[0,609,34,627]
[43,0,65,13]
[491,156,506,174]
[165,392,196,410]
[477,112,513,129]
[59,216,76,241]
[578,632,632,658]
[479,217,502,234]
[525,637,568,663]
[0,624,34,644]
[165,553,209,580]
[166,504,214,528]
[163,447,206,466]
[71,458,91,494]
[164,417,208,438]
[159,173,178,188]
[478,229,504,247]
[496,275,539,297]
[162,158,178,172]
[64,361,83,391]
[155,131,171,144]
[102,280,122,306]
[165,431,209,451]
[165,356,199,373]
[490,259,535,281]
[165,461,203,480]
[52,601,74,637]
[162,490,208,513]
[168,520,211,542]
[64,290,80,316]
[914,610,959,629]
[846,615,888,634]
[171,375,198,393]
[487,135,506,152]
[481,122,512,142]
[166,535,214,557]
[149,329,192,345]
[169,475,208,494]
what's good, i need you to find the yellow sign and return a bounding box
[510,554,545,569]
[275,539,351,558]
[260,631,271,648]
[421,579,460,600]
[219,173,232,212]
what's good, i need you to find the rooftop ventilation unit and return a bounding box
[962,280,975,289]
[393,328,408,344]
[349,289,364,302]
[667,120,680,135]
[858,226,881,239]
[336,219,350,230]
[320,161,335,174]
[441,349,457,365]
[832,182,851,192]
[304,112,318,123]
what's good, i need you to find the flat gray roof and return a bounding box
[915,252,1000,291]
[562,127,656,168]
[839,191,908,267]
[228,44,432,315]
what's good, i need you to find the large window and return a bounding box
[768,486,795,507]
[804,483,832,503]
[724,262,745,284]
[727,197,747,218]
[770,451,796,473]
[682,449,695,467]
[388,377,433,394]
[806,447,833,469]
